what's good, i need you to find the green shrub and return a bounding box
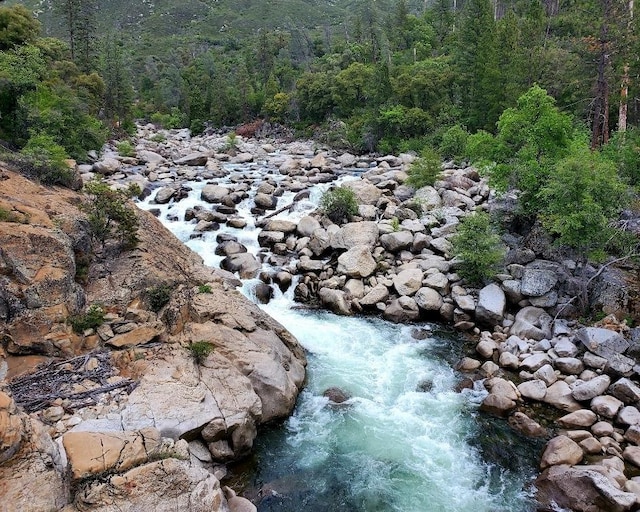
[198,284,212,294]
[69,304,104,333]
[188,341,213,364]
[82,179,139,249]
[539,148,629,258]
[406,147,443,189]
[0,207,21,223]
[320,186,358,224]
[150,133,166,143]
[15,134,76,187]
[116,140,135,157]
[451,211,505,285]
[147,284,173,312]
[439,125,469,163]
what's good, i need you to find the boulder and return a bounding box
[308,228,331,256]
[393,268,423,296]
[475,284,506,325]
[480,393,516,417]
[554,357,584,375]
[517,380,547,401]
[263,219,297,234]
[540,436,583,469]
[154,187,176,204]
[618,406,640,426]
[106,324,164,348]
[337,245,377,278]
[591,395,624,419]
[137,150,165,164]
[508,411,548,437]
[572,375,611,402]
[520,353,552,372]
[220,253,261,279]
[201,185,230,203]
[558,410,598,428]
[331,221,379,249]
[414,186,442,209]
[414,287,443,312]
[318,288,352,316]
[543,381,581,412]
[610,378,640,404]
[520,267,558,297]
[297,216,321,237]
[536,464,637,512]
[510,306,552,341]
[174,152,209,166]
[93,157,121,175]
[576,327,631,360]
[383,296,420,323]
[343,179,382,205]
[379,231,414,252]
[359,284,389,307]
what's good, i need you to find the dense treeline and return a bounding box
[0,0,638,262]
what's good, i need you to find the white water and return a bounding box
[137,163,537,512]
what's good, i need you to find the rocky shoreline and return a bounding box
[2,123,640,511]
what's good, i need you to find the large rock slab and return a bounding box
[576,327,630,359]
[536,464,637,512]
[475,283,506,325]
[63,428,162,480]
[70,458,228,512]
[331,222,379,249]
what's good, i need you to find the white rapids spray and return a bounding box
[137,161,538,512]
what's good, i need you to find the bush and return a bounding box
[451,212,505,285]
[147,284,173,312]
[539,148,629,258]
[82,179,139,249]
[439,125,469,163]
[116,140,135,157]
[69,304,104,333]
[320,186,358,224]
[188,341,213,365]
[198,284,212,293]
[16,134,76,187]
[406,147,443,189]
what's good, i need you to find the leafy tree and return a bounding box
[451,211,505,285]
[332,62,375,116]
[0,4,40,50]
[406,147,443,188]
[472,85,575,214]
[320,186,358,224]
[99,36,134,131]
[539,147,629,257]
[54,0,97,70]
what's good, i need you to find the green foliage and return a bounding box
[116,140,135,157]
[150,108,185,129]
[19,133,76,186]
[147,284,173,312]
[150,133,166,143]
[451,211,505,285]
[601,129,640,188]
[390,217,400,231]
[0,207,21,223]
[320,186,358,224]
[406,147,442,189]
[470,85,575,214]
[0,5,40,51]
[69,304,104,333]
[439,125,469,163]
[198,284,212,294]
[82,179,139,249]
[539,148,629,257]
[188,341,214,365]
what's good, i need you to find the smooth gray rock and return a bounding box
[518,380,547,401]
[591,395,624,419]
[554,357,584,375]
[572,375,611,402]
[297,216,321,237]
[380,231,414,252]
[543,381,581,412]
[201,185,230,203]
[154,187,176,204]
[331,221,379,250]
[359,284,389,307]
[318,288,352,316]
[175,152,208,166]
[610,378,640,404]
[511,306,552,341]
[558,410,597,428]
[554,339,579,358]
[383,296,420,323]
[534,364,558,386]
[475,284,506,325]
[414,287,443,311]
[618,406,640,426]
[521,354,552,372]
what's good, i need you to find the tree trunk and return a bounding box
[618,0,634,133]
[591,0,611,149]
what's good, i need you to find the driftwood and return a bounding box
[8,351,136,413]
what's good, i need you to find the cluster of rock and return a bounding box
[464,316,640,511]
[0,168,306,511]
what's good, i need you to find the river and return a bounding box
[138,161,540,512]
